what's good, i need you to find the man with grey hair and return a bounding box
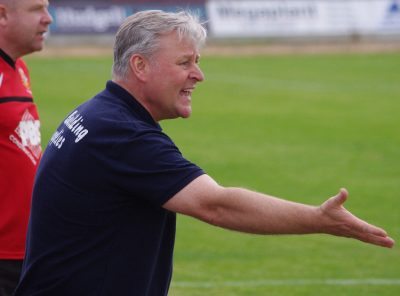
[0,1,52,295]
[15,10,394,296]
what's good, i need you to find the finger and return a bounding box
[339,188,348,199]
[350,219,395,248]
[357,233,395,248]
[365,224,388,237]
[330,188,348,207]
[349,216,388,237]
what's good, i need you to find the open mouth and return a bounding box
[181,88,194,98]
[181,90,192,97]
[38,31,48,38]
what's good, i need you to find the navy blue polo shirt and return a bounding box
[15,81,204,296]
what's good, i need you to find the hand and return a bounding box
[319,188,395,248]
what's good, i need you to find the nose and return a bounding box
[42,9,53,25]
[190,64,205,82]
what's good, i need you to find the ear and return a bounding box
[0,5,8,26]
[129,54,149,82]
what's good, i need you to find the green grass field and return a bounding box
[26,52,400,295]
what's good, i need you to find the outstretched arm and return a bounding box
[163,174,394,248]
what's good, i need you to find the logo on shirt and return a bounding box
[18,67,32,95]
[49,110,89,150]
[0,72,3,89]
[9,109,42,165]
[64,110,89,143]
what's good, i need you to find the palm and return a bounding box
[319,188,394,248]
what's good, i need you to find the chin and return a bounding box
[34,45,44,52]
[180,110,192,119]
[177,104,192,118]
[32,41,45,52]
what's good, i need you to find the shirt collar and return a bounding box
[0,49,16,69]
[105,80,160,129]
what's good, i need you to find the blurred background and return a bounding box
[43,0,400,55]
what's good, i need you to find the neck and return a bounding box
[0,41,22,62]
[112,78,160,122]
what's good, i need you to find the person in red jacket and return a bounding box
[0,0,52,295]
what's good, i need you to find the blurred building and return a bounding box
[46,0,400,48]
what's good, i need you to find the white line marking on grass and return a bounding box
[172,279,400,288]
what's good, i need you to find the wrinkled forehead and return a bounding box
[29,0,50,6]
[0,0,44,8]
[0,0,11,6]
[156,31,200,53]
[9,0,50,7]
[160,29,204,53]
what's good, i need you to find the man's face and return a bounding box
[2,0,52,58]
[142,32,205,121]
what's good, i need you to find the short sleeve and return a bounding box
[106,130,204,206]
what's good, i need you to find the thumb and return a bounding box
[331,188,348,207]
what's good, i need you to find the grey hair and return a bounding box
[112,10,207,80]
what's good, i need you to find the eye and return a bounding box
[179,60,190,66]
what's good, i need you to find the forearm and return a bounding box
[200,187,321,235]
